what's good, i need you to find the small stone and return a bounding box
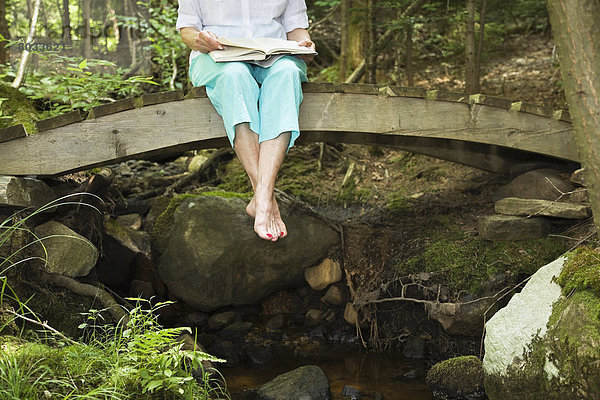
[320,285,345,305]
[570,168,586,186]
[182,312,209,327]
[305,258,343,291]
[266,314,285,331]
[34,221,98,277]
[249,365,332,400]
[426,356,485,399]
[187,154,210,174]
[478,215,549,241]
[305,309,324,328]
[568,189,589,204]
[208,311,237,331]
[343,303,358,325]
[0,176,56,208]
[495,197,591,219]
[115,214,142,230]
[129,279,154,299]
[219,321,253,340]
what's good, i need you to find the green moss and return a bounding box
[426,355,484,397]
[217,158,253,193]
[399,219,569,294]
[0,84,38,133]
[555,246,600,296]
[387,193,412,213]
[151,190,252,252]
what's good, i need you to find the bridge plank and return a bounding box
[469,94,512,109]
[134,90,184,107]
[510,101,554,117]
[553,109,572,123]
[0,92,577,176]
[0,124,27,143]
[426,90,469,103]
[88,98,135,119]
[35,110,83,133]
[185,87,208,99]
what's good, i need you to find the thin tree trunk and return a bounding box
[547,0,600,236]
[0,0,9,64]
[475,0,487,84]
[405,19,414,86]
[465,0,479,93]
[365,0,376,83]
[60,0,72,45]
[339,0,349,81]
[81,0,92,59]
[12,0,41,88]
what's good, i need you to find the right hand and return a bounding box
[195,30,226,53]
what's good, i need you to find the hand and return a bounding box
[296,39,316,63]
[195,30,226,53]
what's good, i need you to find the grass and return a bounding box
[0,198,230,400]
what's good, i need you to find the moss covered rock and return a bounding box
[426,356,485,399]
[0,84,38,133]
[156,195,339,311]
[483,249,600,400]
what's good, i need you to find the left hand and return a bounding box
[296,39,316,63]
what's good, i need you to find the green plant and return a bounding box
[0,352,51,400]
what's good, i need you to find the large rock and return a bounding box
[156,196,339,311]
[478,215,549,241]
[34,221,98,277]
[495,197,591,219]
[0,176,56,208]
[244,365,332,400]
[483,255,600,399]
[493,169,575,202]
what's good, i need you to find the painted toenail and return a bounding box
[267,234,273,238]
[280,232,284,236]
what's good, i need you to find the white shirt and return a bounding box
[176,0,309,64]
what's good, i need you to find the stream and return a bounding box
[221,345,435,400]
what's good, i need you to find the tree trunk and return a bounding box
[12,0,41,88]
[547,0,600,235]
[405,19,414,86]
[365,0,376,83]
[60,0,72,45]
[475,0,487,84]
[340,0,349,81]
[81,0,92,59]
[465,0,479,93]
[0,0,8,64]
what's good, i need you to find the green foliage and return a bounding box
[12,55,156,119]
[138,0,190,89]
[556,246,600,296]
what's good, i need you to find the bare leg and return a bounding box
[233,123,289,241]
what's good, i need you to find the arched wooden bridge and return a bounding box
[0,83,578,177]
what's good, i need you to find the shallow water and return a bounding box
[221,345,435,400]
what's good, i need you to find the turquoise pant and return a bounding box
[189,54,308,151]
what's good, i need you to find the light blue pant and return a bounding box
[189,54,308,151]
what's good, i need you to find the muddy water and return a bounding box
[222,346,435,400]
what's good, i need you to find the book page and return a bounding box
[218,37,316,55]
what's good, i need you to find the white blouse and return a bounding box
[176,0,309,64]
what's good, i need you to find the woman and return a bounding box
[176,1,315,242]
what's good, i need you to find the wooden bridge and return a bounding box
[0,83,578,177]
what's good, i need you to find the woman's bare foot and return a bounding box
[252,188,287,240]
[247,195,287,237]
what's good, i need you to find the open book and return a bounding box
[209,37,317,67]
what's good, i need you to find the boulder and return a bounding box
[115,213,142,230]
[482,255,600,399]
[34,221,98,277]
[426,356,485,400]
[495,197,591,219]
[156,196,339,311]
[187,154,210,174]
[0,176,56,209]
[304,309,324,328]
[478,215,549,241]
[305,258,342,291]
[244,365,332,400]
[493,169,575,202]
[343,303,358,325]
